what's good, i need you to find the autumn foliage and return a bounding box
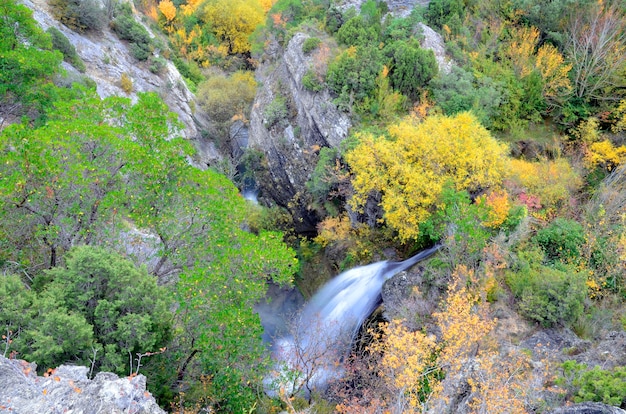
[346,112,509,240]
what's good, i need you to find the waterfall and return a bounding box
[266,245,440,395]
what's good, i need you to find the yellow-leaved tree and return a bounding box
[345,112,509,240]
[158,0,176,23]
[202,0,264,54]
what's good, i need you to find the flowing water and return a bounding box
[264,245,440,394]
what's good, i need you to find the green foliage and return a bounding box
[196,71,257,125]
[36,246,172,373]
[326,45,383,112]
[171,55,204,87]
[264,95,289,128]
[0,274,34,356]
[506,249,587,327]
[385,40,438,102]
[532,218,585,264]
[0,0,63,120]
[430,66,504,128]
[424,0,465,33]
[1,246,171,374]
[47,27,86,72]
[0,90,299,409]
[336,15,380,47]
[302,69,325,92]
[48,0,106,32]
[148,55,167,74]
[111,12,153,61]
[420,184,492,266]
[559,360,626,407]
[302,36,321,53]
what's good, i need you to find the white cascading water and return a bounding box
[266,245,440,395]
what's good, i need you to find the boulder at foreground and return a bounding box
[0,355,165,414]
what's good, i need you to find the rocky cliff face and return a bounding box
[0,356,165,414]
[334,0,429,16]
[248,33,351,233]
[21,0,221,166]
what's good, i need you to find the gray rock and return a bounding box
[20,0,221,166]
[0,356,165,414]
[248,33,351,232]
[334,0,429,16]
[548,402,626,414]
[418,22,453,74]
[519,328,591,358]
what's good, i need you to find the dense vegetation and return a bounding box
[2,0,626,412]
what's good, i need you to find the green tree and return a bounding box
[0,90,299,410]
[386,40,438,102]
[326,45,384,112]
[39,246,172,374]
[0,0,63,125]
[336,15,380,47]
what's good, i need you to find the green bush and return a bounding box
[47,27,86,72]
[148,56,166,74]
[49,0,106,32]
[302,69,324,92]
[430,66,504,129]
[424,0,465,33]
[533,218,585,264]
[336,15,380,47]
[559,361,626,407]
[506,250,587,327]
[264,96,289,128]
[326,45,383,112]
[110,14,152,61]
[385,40,438,102]
[302,37,321,54]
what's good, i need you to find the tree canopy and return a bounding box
[346,112,509,240]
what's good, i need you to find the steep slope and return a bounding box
[20,0,221,166]
[248,33,351,233]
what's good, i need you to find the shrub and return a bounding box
[49,0,106,32]
[120,72,133,94]
[532,218,585,264]
[506,251,587,327]
[385,40,438,102]
[302,69,324,92]
[430,66,504,128]
[110,14,152,61]
[47,27,86,73]
[326,45,383,112]
[559,361,626,407]
[336,15,380,47]
[302,37,321,54]
[507,158,582,212]
[196,71,257,125]
[148,56,166,74]
[264,96,289,128]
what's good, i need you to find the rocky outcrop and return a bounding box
[334,0,429,16]
[248,33,351,232]
[21,0,221,166]
[418,22,453,74]
[0,356,165,414]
